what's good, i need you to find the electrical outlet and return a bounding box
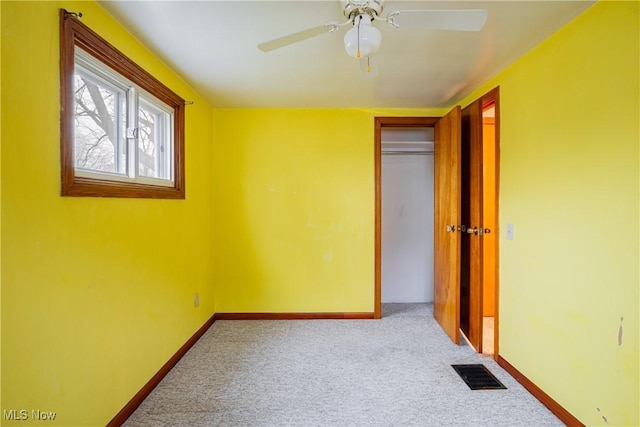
[194,292,200,307]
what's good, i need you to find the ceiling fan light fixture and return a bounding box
[343,14,381,58]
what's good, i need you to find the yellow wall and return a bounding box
[0,2,3,412]
[1,2,215,425]
[212,108,444,313]
[462,1,639,425]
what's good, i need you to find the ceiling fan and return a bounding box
[257,0,488,75]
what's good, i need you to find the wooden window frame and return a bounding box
[60,9,185,199]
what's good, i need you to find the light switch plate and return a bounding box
[506,224,514,240]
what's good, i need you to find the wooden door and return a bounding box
[461,100,484,351]
[433,106,462,344]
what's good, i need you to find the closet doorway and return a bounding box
[374,117,438,318]
[381,126,435,304]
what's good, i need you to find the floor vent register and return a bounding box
[451,364,507,390]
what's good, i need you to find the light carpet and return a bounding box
[123,303,562,427]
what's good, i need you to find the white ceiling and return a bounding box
[99,0,595,109]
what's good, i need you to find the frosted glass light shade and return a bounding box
[343,15,381,58]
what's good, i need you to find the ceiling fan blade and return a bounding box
[387,9,488,32]
[258,23,338,52]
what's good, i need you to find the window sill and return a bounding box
[61,176,185,199]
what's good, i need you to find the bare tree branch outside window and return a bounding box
[74,74,119,173]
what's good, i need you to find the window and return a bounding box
[60,9,185,198]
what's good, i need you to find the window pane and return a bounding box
[138,99,171,180]
[73,72,125,174]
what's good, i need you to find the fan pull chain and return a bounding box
[367,57,371,73]
[356,15,362,58]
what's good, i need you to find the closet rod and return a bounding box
[381,151,434,155]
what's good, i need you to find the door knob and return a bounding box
[446,225,456,233]
[466,227,479,234]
